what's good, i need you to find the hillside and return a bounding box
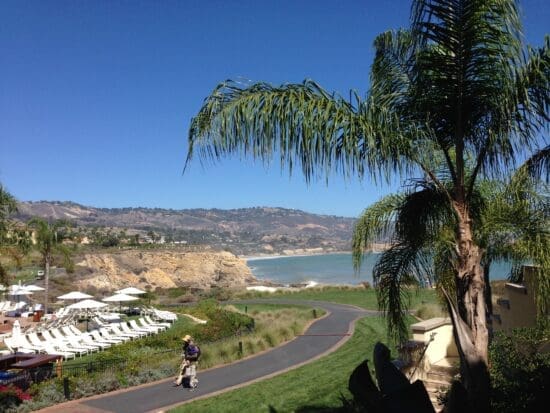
[73,250,256,292]
[15,201,364,255]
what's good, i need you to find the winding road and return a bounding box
[38,300,375,413]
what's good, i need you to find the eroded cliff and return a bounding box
[74,250,256,291]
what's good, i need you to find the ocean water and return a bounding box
[247,253,512,286]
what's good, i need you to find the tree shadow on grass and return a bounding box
[269,403,350,413]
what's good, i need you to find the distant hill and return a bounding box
[15,201,380,255]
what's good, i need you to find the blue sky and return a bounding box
[1,1,548,218]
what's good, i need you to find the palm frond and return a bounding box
[476,171,550,317]
[410,0,547,181]
[368,29,443,180]
[352,194,404,272]
[374,243,432,342]
[511,36,550,141]
[433,228,458,298]
[395,180,455,248]
[186,80,370,182]
[355,180,456,342]
[519,145,550,183]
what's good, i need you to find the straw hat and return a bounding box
[182,334,192,343]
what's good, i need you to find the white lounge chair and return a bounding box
[42,344,75,360]
[110,324,140,339]
[152,308,177,321]
[90,329,122,345]
[99,327,131,342]
[65,335,100,352]
[78,333,111,349]
[51,326,97,352]
[4,337,37,354]
[120,321,149,337]
[26,333,50,352]
[41,330,89,356]
[50,327,69,342]
[137,318,165,332]
[130,319,159,334]
[144,315,171,329]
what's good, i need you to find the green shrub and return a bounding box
[263,332,277,347]
[278,327,291,341]
[218,346,229,361]
[290,321,301,335]
[167,287,189,298]
[415,303,446,320]
[244,339,256,353]
[256,338,267,351]
[189,300,254,343]
[490,327,550,412]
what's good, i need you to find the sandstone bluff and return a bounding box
[74,250,256,291]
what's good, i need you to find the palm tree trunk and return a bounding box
[451,205,491,412]
[45,257,50,315]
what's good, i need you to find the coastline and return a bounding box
[243,250,350,262]
[244,253,327,262]
[243,251,381,288]
[241,244,390,262]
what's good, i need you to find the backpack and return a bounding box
[186,344,201,361]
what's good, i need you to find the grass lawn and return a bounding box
[237,285,438,311]
[170,315,409,413]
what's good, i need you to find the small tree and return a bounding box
[27,218,74,314]
[0,185,31,286]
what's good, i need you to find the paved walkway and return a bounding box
[38,300,375,413]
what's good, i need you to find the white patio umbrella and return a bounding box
[22,285,45,292]
[115,287,146,295]
[67,299,108,331]
[8,287,33,304]
[8,284,23,293]
[102,293,139,313]
[58,291,93,301]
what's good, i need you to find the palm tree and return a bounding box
[185,1,548,409]
[0,185,17,237]
[0,185,31,286]
[0,185,19,285]
[352,169,549,337]
[27,218,73,314]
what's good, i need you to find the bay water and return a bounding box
[247,253,512,286]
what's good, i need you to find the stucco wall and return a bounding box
[411,318,458,364]
[494,265,538,332]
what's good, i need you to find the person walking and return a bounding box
[173,334,200,390]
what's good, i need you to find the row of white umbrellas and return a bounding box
[64,287,147,310]
[1,283,147,310]
[61,288,147,331]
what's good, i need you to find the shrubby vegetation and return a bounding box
[490,327,550,412]
[0,385,31,412]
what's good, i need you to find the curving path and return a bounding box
[38,300,376,413]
